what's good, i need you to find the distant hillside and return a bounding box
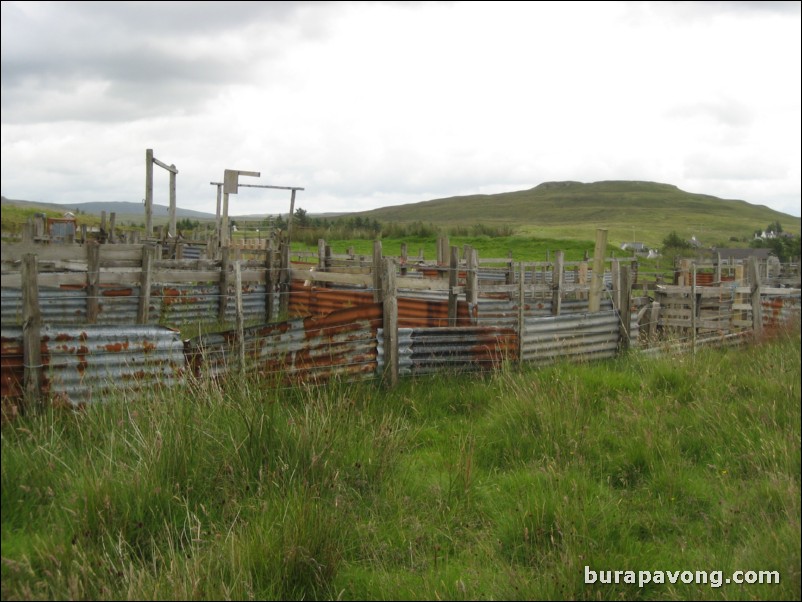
[0,197,215,220]
[350,181,800,246]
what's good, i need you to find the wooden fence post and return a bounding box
[86,242,100,324]
[518,262,525,363]
[448,246,459,326]
[400,243,408,276]
[382,257,398,387]
[218,247,230,323]
[109,212,116,243]
[279,240,291,317]
[691,263,697,352]
[611,258,620,313]
[22,254,44,411]
[552,250,564,315]
[749,256,763,339]
[649,301,661,341]
[373,240,383,302]
[235,261,245,372]
[137,245,154,324]
[318,239,327,271]
[620,264,632,350]
[265,243,275,322]
[578,261,588,300]
[466,247,479,322]
[589,228,608,312]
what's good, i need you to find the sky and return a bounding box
[2,1,801,219]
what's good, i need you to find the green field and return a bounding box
[3,328,799,601]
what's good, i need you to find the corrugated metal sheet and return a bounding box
[1,330,25,400]
[475,298,616,327]
[520,310,621,364]
[289,282,374,318]
[381,326,517,376]
[186,302,382,384]
[1,283,268,327]
[0,325,185,405]
[761,293,801,329]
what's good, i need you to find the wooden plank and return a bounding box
[373,240,383,302]
[448,246,459,326]
[218,247,230,323]
[589,229,607,312]
[292,268,372,287]
[266,246,275,322]
[137,245,154,324]
[235,261,245,371]
[22,254,43,411]
[552,250,564,316]
[86,242,100,324]
[382,257,398,387]
[2,243,86,263]
[620,264,632,349]
[749,257,762,338]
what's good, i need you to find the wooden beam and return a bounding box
[22,254,43,411]
[381,257,398,387]
[588,229,607,312]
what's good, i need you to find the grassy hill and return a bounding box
[352,181,800,248]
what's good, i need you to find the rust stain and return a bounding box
[104,341,130,353]
[102,288,133,297]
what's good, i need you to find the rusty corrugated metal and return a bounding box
[761,294,801,329]
[382,326,517,376]
[0,325,185,405]
[2,283,269,326]
[186,302,382,384]
[288,282,374,318]
[521,310,621,364]
[1,331,25,400]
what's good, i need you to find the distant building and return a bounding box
[620,242,648,253]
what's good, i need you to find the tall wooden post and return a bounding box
[589,229,608,312]
[620,265,632,350]
[552,250,564,315]
[286,188,297,247]
[221,192,230,247]
[218,247,230,323]
[373,240,383,302]
[265,243,275,322]
[448,246,459,326]
[168,165,177,238]
[235,261,245,372]
[749,256,763,339]
[137,245,155,324]
[381,257,398,387]
[691,263,697,353]
[22,254,43,411]
[278,240,290,317]
[145,149,154,237]
[518,262,525,363]
[108,212,116,243]
[86,242,100,324]
[466,247,479,323]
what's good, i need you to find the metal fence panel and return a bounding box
[1,325,185,405]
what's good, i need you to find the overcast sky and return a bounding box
[2,1,800,218]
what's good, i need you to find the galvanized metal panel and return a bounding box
[187,302,382,384]
[1,325,185,405]
[521,310,621,364]
[761,293,800,328]
[381,326,517,376]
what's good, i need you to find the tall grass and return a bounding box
[2,329,799,600]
